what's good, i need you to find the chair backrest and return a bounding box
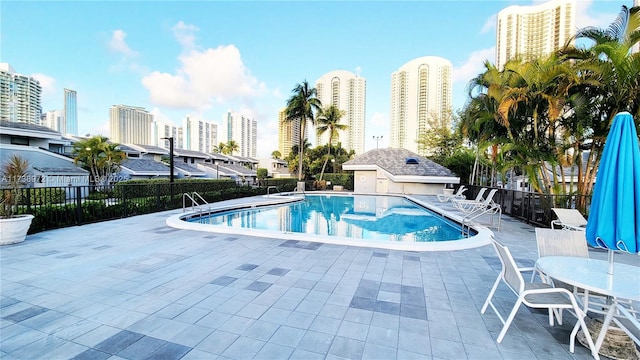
[455,186,467,196]
[481,189,499,205]
[551,208,587,227]
[492,239,524,295]
[535,228,589,258]
[472,188,487,201]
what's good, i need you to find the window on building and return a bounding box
[10,136,29,146]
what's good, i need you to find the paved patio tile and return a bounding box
[0,328,48,353]
[328,336,365,359]
[253,342,294,359]
[116,335,166,359]
[244,319,280,341]
[1,196,629,360]
[362,342,398,359]
[196,330,238,354]
[431,337,466,359]
[146,341,192,360]
[3,305,49,322]
[270,325,305,347]
[297,330,334,354]
[93,329,144,354]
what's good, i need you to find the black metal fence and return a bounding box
[10,179,300,234]
[463,184,591,228]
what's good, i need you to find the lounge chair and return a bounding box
[481,238,599,358]
[551,208,587,231]
[451,187,486,211]
[452,188,498,214]
[437,186,467,203]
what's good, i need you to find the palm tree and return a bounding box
[72,136,126,186]
[212,142,226,153]
[557,4,640,208]
[225,140,239,155]
[284,80,322,180]
[316,105,347,181]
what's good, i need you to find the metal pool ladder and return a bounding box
[182,192,208,212]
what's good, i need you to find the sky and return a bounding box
[1,0,630,157]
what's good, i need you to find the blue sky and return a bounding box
[1,0,629,156]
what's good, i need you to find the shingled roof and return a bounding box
[120,159,170,174]
[343,148,456,177]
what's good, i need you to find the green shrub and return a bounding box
[19,188,66,205]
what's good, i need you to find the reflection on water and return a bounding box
[192,195,466,242]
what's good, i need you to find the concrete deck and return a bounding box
[1,195,637,359]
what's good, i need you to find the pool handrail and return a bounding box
[182,192,209,212]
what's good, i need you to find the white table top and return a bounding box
[536,256,640,301]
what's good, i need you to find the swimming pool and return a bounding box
[166,193,493,251]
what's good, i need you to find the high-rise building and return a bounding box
[109,105,153,145]
[315,70,366,155]
[634,0,640,54]
[64,88,78,135]
[183,115,217,153]
[278,108,302,159]
[43,110,65,132]
[222,110,257,157]
[496,0,576,70]
[0,63,42,125]
[152,119,183,149]
[389,56,452,156]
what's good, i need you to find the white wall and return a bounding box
[353,170,378,193]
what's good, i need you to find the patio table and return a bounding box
[535,256,640,356]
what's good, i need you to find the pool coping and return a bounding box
[166,192,493,252]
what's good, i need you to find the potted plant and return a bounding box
[0,155,34,245]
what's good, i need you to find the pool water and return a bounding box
[189,194,469,243]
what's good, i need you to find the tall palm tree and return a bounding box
[284,80,322,180]
[316,105,347,181]
[557,4,640,208]
[225,140,239,155]
[212,142,226,153]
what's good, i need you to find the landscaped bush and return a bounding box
[321,173,354,190]
[19,188,66,205]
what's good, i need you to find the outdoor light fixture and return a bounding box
[161,137,174,183]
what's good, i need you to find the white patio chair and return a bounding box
[437,185,467,202]
[453,188,498,214]
[451,187,487,211]
[481,238,599,359]
[551,208,587,231]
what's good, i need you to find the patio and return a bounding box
[1,195,637,359]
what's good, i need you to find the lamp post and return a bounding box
[373,135,383,149]
[331,158,336,174]
[161,137,174,183]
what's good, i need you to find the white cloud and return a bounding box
[355,66,362,76]
[452,47,495,84]
[575,0,618,30]
[172,21,199,50]
[31,73,56,101]
[108,30,138,57]
[142,44,265,110]
[481,14,497,34]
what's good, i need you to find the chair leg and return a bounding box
[497,298,523,343]
[481,275,502,314]
[573,311,600,360]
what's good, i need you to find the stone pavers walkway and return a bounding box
[1,195,637,359]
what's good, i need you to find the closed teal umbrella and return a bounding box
[586,112,640,273]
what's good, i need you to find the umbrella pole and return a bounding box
[607,249,614,276]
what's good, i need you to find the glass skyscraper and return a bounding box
[64,88,78,135]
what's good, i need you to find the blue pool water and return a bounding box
[188,194,470,242]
